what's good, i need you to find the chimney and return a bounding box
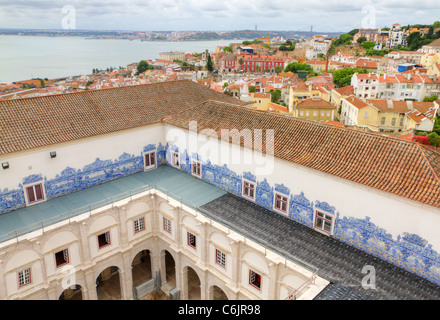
[387,100,394,109]
[407,101,413,110]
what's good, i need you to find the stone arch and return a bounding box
[208,283,229,300]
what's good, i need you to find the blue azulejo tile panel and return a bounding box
[0,143,167,215]
[167,144,440,286]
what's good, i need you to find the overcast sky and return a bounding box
[0,0,439,33]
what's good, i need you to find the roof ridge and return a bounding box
[418,144,440,185]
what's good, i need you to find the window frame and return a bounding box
[97,231,111,249]
[55,248,70,268]
[191,159,202,178]
[23,182,46,206]
[249,269,262,291]
[187,231,197,250]
[215,249,226,269]
[313,209,335,235]
[143,150,157,171]
[171,151,180,169]
[133,217,145,234]
[18,267,32,288]
[273,192,289,215]
[163,217,172,234]
[242,179,256,201]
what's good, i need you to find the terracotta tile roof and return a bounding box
[335,86,354,96]
[163,100,440,208]
[0,80,246,156]
[296,98,335,109]
[344,95,370,109]
[366,99,434,114]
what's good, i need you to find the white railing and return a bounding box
[284,271,318,300]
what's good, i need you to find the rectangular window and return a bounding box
[314,210,334,234]
[400,118,404,126]
[55,249,69,268]
[144,151,156,170]
[187,232,196,249]
[216,249,226,268]
[364,112,369,118]
[98,231,111,249]
[134,217,145,233]
[25,183,45,205]
[171,151,180,168]
[243,180,255,200]
[274,193,288,213]
[192,160,201,178]
[391,118,396,126]
[163,217,172,234]
[249,270,261,290]
[381,117,386,125]
[18,268,31,287]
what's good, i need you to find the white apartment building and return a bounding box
[352,72,440,101]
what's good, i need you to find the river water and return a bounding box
[0,35,241,82]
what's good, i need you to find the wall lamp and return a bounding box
[50,151,57,158]
[2,162,9,169]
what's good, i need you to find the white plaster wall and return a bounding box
[88,215,119,258]
[126,201,152,242]
[241,251,270,299]
[181,215,201,258]
[164,124,440,253]
[158,201,176,241]
[5,249,42,297]
[209,232,232,277]
[0,123,165,191]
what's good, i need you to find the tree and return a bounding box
[357,36,367,44]
[206,54,214,72]
[279,45,288,51]
[333,68,368,87]
[242,40,252,45]
[248,86,256,93]
[423,95,439,102]
[339,34,353,45]
[362,41,376,50]
[39,79,45,88]
[223,82,229,88]
[428,132,440,147]
[270,89,282,103]
[317,53,326,60]
[274,65,284,74]
[348,29,359,36]
[136,60,153,75]
[223,46,233,53]
[284,62,314,74]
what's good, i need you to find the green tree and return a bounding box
[242,40,252,45]
[423,95,439,102]
[348,29,359,36]
[428,132,440,147]
[223,82,229,88]
[357,36,367,44]
[270,89,282,103]
[362,41,376,50]
[206,54,214,72]
[339,33,353,45]
[279,45,288,51]
[248,86,256,93]
[284,62,314,74]
[333,68,368,87]
[39,79,45,88]
[223,45,233,53]
[274,65,284,74]
[136,60,153,75]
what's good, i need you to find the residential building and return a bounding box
[420,39,440,54]
[341,96,439,132]
[330,85,354,110]
[241,55,286,73]
[159,52,185,62]
[352,72,440,101]
[294,96,336,122]
[250,92,272,111]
